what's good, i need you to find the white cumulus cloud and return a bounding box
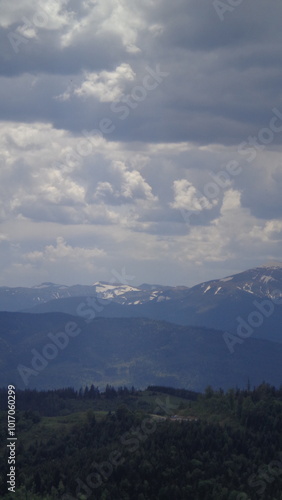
[171,179,217,212]
[73,63,135,102]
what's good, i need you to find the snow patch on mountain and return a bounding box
[260,275,274,283]
[157,295,170,302]
[242,284,255,294]
[93,282,140,298]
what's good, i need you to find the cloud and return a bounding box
[0,233,9,242]
[171,179,217,211]
[0,0,73,30]
[24,236,105,266]
[249,220,282,244]
[59,0,147,53]
[112,161,157,202]
[58,63,136,102]
[1,1,282,286]
[0,121,159,228]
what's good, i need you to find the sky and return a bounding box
[1,0,282,288]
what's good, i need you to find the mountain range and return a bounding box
[1,262,282,342]
[1,263,282,391]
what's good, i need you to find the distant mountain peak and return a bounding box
[32,282,66,289]
[257,261,282,269]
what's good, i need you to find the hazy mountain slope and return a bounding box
[171,263,282,341]
[1,312,282,392]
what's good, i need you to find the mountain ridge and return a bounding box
[1,263,282,343]
[1,312,282,392]
[1,262,282,312]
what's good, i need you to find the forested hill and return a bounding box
[1,313,282,392]
[1,384,282,499]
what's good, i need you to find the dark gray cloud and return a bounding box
[1,0,282,145]
[0,0,282,287]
